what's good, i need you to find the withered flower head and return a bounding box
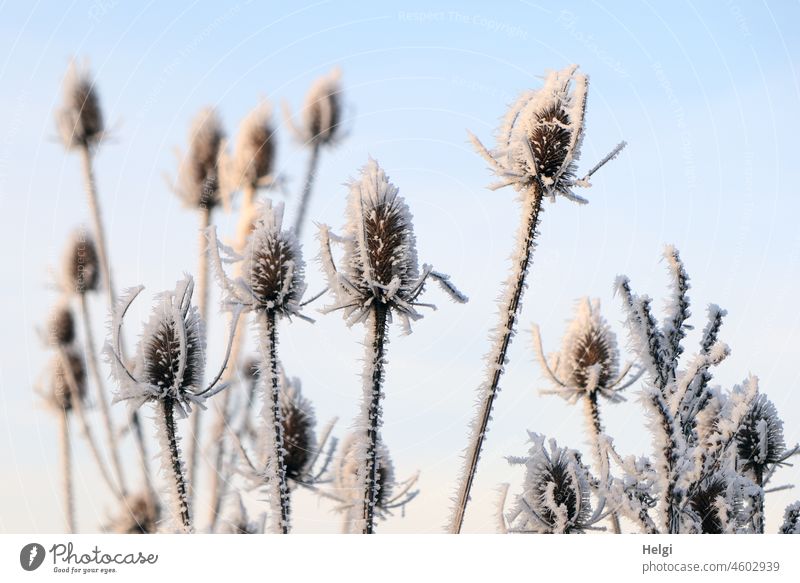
[49,347,87,412]
[335,432,395,510]
[175,107,225,210]
[506,433,593,534]
[47,303,76,347]
[108,277,209,416]
[209,200,308,318]
[319,159,466,330]
[56,60,104,150]
[470,65,625,203]
[63,229,100,294]
[736,393,786,480]
[280,374,317,481]
[289,67,343,147]
[107,494,160,534]
[232,101,275,190]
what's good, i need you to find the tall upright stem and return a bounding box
[78,145,153,498]
[57,347,118,498]
[160,398,192,533]
[187,207,211,514]
[258,310,290,533]
[450,184,544,534]
[293,142,321,237]
[79,294,127,497]
[59,410,75,533]
[207,186,255,530]
[361,304,388,534]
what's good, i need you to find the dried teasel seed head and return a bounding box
[687,475,734,534]
[558,298,620,395]
[241,201,306,314]
[279,374,317,481]
[107,494,159,534]
[507,434,592,534]
[341,159,419,303]
[56,60,104,150]
[47,303,76,346]
[300,67,342,146]
[735,393,786,479]
[175,107,225,211]
[63,229,100,294]
[233,102,275,190]
[49,348,87,411]
[335,432,395,509]
[780,501,800,534]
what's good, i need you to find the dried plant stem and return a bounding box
[207,186,256,530]
[450,184,544,534]
[187,206,211,513]
[583,394,621,534]
[361,304,388,534]
[259,310,290,533]
[79,294,127,497]
[59,409,75,533]
[78,144,153,498]
[160,397,192,533]
[293,142,320,237]
[57,347,119,498]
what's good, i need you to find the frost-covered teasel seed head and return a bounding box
[230,101,276,191]
[335,432,394,511]
[780,501,800,534]
[108,277,212,417]
[469,65,625,203]
[209,200,308,318]
[174,107,225,210]
[107,494,159,534]
[534,298,637,405]
[288,67,343,147]
[735,393,786,480]
[63,229,100,295]
[280,374,317,482]
[686,475,740,534]
[47,303,76,347]
[56,60,104,150]
[49,348,87,412]
[319,159,466,330]
[506,433,594,534]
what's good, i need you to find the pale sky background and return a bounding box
[0,0,798,534]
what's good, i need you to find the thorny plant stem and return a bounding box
[162,397,192,532]
[57,347,119,499]
[362,304,388,534]
[208,188,255,530]
[583,393,621,534]
[450,183,544,534]
[59,409,75,533]
[78,144,153,499]
[79,294,127,497]
[260,310,290,533]
[293,141,320,237]
[187,206,211,515]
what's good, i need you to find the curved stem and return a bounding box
[59,409,75,533]
[450,184,544,533]
[187,206,212,515]
[362,303,388,534]
[161,397,192,532]
[293,142,321,237]
[79,294,127,497]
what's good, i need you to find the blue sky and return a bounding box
[0,0,798,533]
